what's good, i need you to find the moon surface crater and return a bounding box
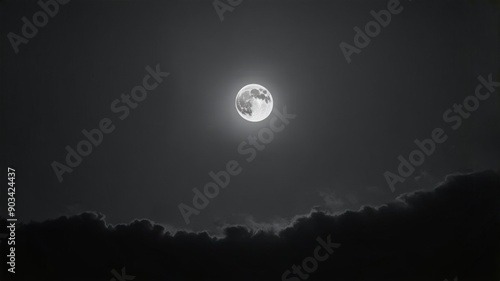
[235,84,273,122]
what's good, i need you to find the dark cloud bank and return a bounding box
[1,171,499,281]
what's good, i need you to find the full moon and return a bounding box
[235,84,274,122]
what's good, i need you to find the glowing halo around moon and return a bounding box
[235,84,274,122]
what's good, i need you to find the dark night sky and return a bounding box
[1,0,499,234]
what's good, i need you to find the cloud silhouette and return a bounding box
[1,170,499,281]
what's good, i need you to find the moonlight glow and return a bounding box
[235,84,274,122]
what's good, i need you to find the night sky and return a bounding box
[0,0,499,280]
